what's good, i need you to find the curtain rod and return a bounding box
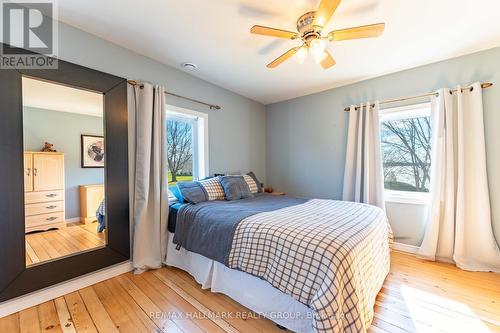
[344,82,493,112]
[127,80,222,110]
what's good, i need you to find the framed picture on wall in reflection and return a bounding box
[81,134,105,168]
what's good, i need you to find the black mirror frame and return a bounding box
[0,47,130,301]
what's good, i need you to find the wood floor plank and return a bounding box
[26,233,51,263]
[53,297,76,333]
[115,274,184,333]
[78,287,119,333]
[92,282,144,333]
[371,315,411,333]
[384,274,500,315]
[378,284,500,328]
[79,223,106,242]
[64,227,103,248]
[141,271,226,333]
[54,229,89,252]
[0,313,20,333]
[40,232,73,258]
[102,278,161,332]
[391,252,500,285]
[389,262,500,300]
[79,222,106,241]
[25,241,39,265]
[19,307,41,333]
[63,292,98,333]
[49,230,83,254]
[35,232,63,259]
[368,325,391,333]
[60,229,99,250]
[37,301,63,333]
[153,270,239,333]
[126,273,207,333]
[26,252,33,266]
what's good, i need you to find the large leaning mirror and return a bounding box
[0,49,130,302]
[22,77,107,266]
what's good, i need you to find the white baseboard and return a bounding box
[393,243,459,265]
[392,242,419,255]
[65,217,81,223]
[0,261,133,318]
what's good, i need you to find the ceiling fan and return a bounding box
[250,0,385,69]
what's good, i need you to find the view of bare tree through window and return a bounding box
[380,116,432,192]
[167,119,193,185]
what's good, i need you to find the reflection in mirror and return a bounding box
[22,77,106,267]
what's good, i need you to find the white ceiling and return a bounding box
[57,0,500,104]
[22,77,103,116]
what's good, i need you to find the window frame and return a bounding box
[379,102,432,205]
[166,105,209,182]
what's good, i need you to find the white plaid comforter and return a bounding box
[228,199,393,333]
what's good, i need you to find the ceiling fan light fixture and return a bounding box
[309,38,326,57]
[293,47,308,64]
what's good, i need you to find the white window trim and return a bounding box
[379,102,431,121]
[384,190,430,205]
[166,104,209,180]
[380,102,432,205]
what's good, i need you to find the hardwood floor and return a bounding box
[25,222,106,266]
[2,251,499,332]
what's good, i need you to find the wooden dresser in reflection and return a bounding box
[24,152,66,233]
[79,184,104,224]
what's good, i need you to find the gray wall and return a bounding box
[24,107,104,219]
[266,47,500,247]
[57,22,267,182]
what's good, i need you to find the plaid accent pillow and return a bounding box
[198,177,225,200]
[243,175,258,193]
[246,171,263,192]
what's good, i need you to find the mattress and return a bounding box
[167,202,184,233]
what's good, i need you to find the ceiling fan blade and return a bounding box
[267,47,299,68]
[313,0,342,28]
[327,23,385,41]
[250,25,299,39]
[320,50,336,69]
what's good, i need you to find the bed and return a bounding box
[166,193,393,333]
[96,199,106,232]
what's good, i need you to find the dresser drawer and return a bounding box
[25,190,64,204]
[25,212,65,228]
[25,201,64,216]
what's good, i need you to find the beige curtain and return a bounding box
[128,82,169,273]
[418,83,500,272]
[342,102,385,210]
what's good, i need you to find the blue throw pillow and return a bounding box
[219,176,254,201]
[169,185,185,203]
[177,181,208,204]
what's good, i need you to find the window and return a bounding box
[380,103,431,204]
[166,106,208,188]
